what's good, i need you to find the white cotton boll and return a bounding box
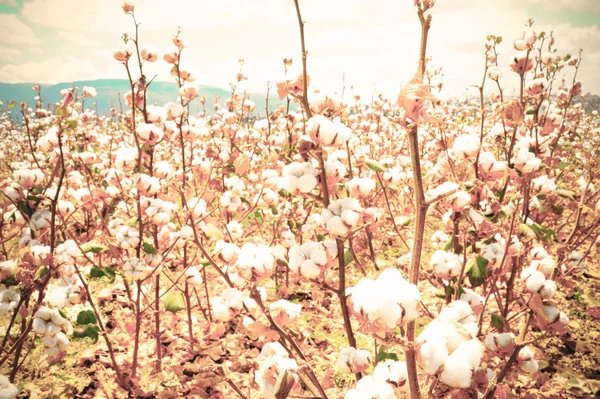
[543,305,560,324]
[522,268,546,292]
[50,308,66,326]
[32,318,46,335]
[440,352,473,388]
[539,279,557,299]
[212,302,231,321]
[300,259,321,279]
[278,175,298,193]
[349,349,373,373]
[46,287,68,309]
[418,336,449,375]
[430,250,462,279]
[454,339,484,369]
[514,39,527,51]
[310,247,328,266]
[327,216,348,236]
[297,173,317,193]
[340,209,360,227]
[222,288,244,310]
[451,190,471,211]
[45,322,61,337]
[185,266,203,286]
[521,358,539,373]
[459,288,484,314]
[453,134,480,159]
[523,29,537,46]
[354,376,396,399]
[0,374,18,399]
[375,360,408,387]
[35,307,52,321]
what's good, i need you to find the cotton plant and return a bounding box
[417,301,484,389]
[321,198,363,236]
[31,306,72,359]
[288,240,338,279]
[347,268,420,335]
[278,161,318,194]
[254,342,299,399]
[345,360,409,399]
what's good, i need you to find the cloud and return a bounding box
[6,0,600,98]
[0,55,106,84]
[0,14,40,45]
[0,44,22,61]
[526,0,600,12]
[57,31,102,48]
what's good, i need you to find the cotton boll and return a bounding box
[418,336,449,375]
[327,216,348,236]
[297,173,317,193]
[454,339,484,369]
[521,268,546,292]
[539,279,557,299]
[440,351,473,388]
[341,209,360,227]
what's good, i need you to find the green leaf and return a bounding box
[526,108,536,115]
[56,107,68,118]
[377,345,399,362]
[496,36,503,44]
[36,266,50,279]
[81,242,108,254]
[344,250,353,266]
[143,242,156,255]
[557,162,568,169]
[491,313,508,332]
[467,257,489,287]
[443,239,453,251]
[254,210,264,224]
[164,292,185,314]
[126,217,138,227]
[366,160,387,172]
[7,100,17,110]
[17,201,33,218]
[444,284,455,297]
[76,310,97,325]
[72,326,99,343]
[89,266,116,282]
[90,266,105,278]
[316,234,326,242]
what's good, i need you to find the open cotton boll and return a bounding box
[485,333,516,356]
[430,250,462,279]
[352,375,396,399]
[297,173,318,193]
[453,339,484,369]
[521,268,546,292]
[539,279,557,299]
[459,288,484,314]
[452,134,480,159]
[337,347,372,373]
[418,335,449,375]
[0,374,18,399]
[185,266,203,286]
[440,351,473,388]
[373,360,408,388]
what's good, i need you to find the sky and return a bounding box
[0,0,599,100]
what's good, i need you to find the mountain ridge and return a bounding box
[0,79,282,117]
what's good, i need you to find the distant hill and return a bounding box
[0,79,283,118]
[573,94,600,115]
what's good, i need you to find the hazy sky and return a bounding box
[0,0,599,100]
